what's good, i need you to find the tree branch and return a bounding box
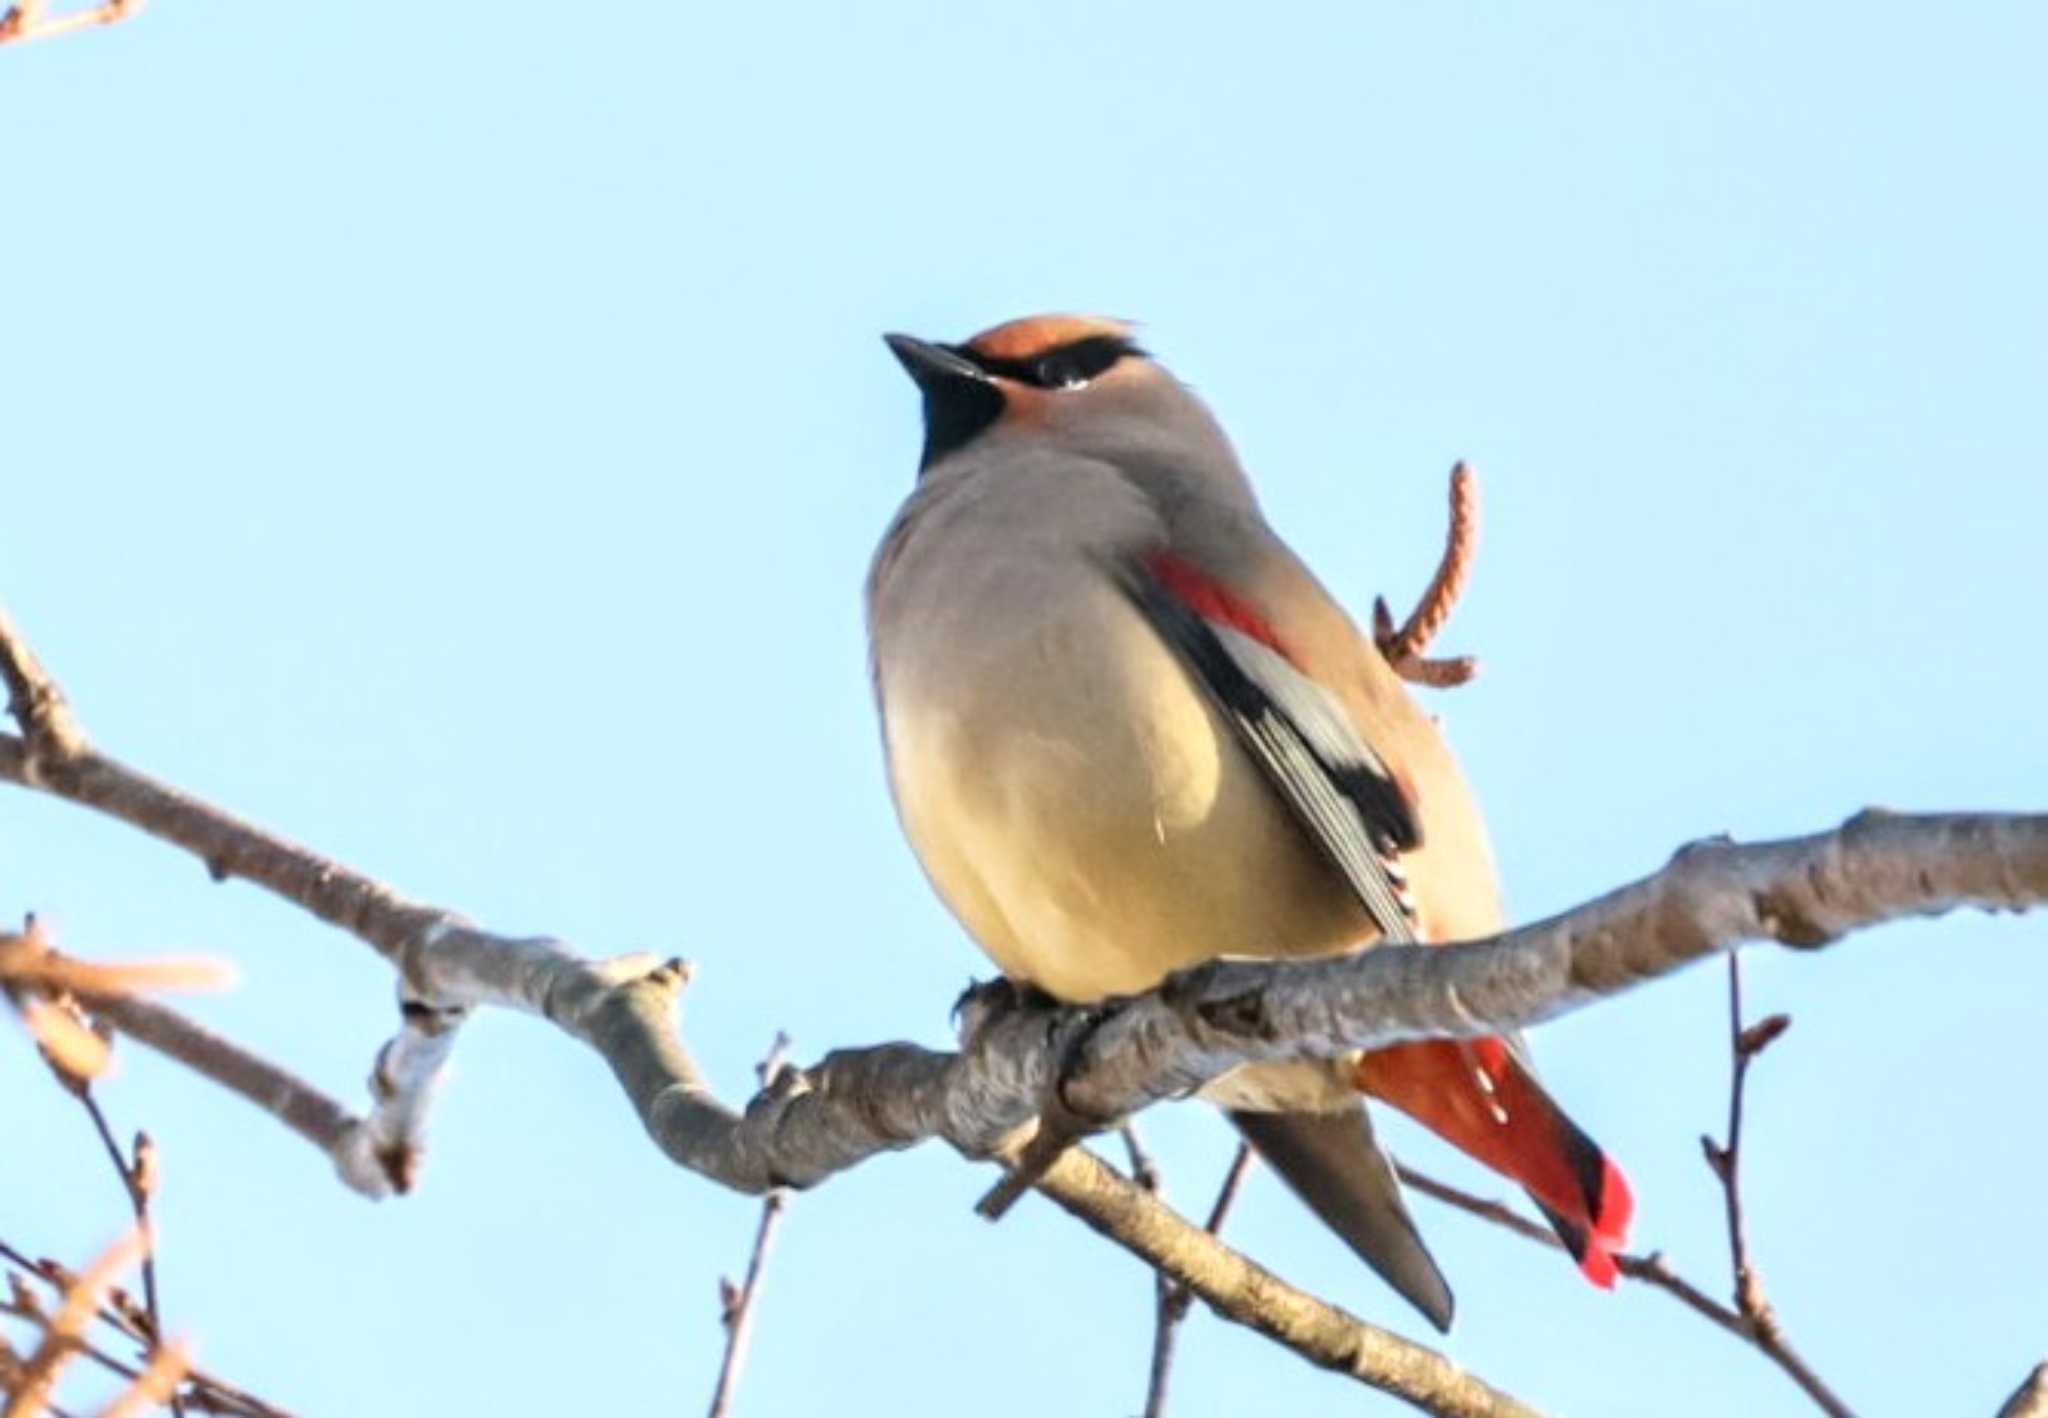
[1701,955,1850,1416]
[706,1039,795,1418]
[2,1238,275,1418]
[10,708,2038,1193]
[705,1192,787,1418]
[66,1101,182,1418]
[0,0,140,47]
[7,607,2046,1415]
[1033,1145,1537,1417]
[81,987,371,1183]
[1126,1130,1256,1418]
[1,1230,146,1418]
[1393,1164,1753,1340]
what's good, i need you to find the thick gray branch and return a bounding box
[9,730,2036,1192]
[542,809,2043,1191]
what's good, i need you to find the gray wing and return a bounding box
[1118,557,1420,945]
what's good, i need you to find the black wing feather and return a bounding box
[1119,563,1420,946]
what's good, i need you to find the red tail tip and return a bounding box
[1593,1154,1635,1249]
[1579,1242,1621,1289]
[1575,1154,1634,1290]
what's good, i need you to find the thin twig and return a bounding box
[93,1340,190,1418]
[1198,1144,1257,1237]
[1388,958,1855,1417]
[705,1039,796,1418]
[68,1099,182,1418]
[0,1243,288,1418]
[704,1192,786,1418]
[3,1230,146,1418]
[1395,1165,1755,1343]
[0,608,86,773]
[1125,1133,1256,1418]
[3,919,231,1092]
[1119,1124,1163,1195]
[0,0,140,47]
[1120,1126,1176,1418]
[71,1106,154,1342]
[1702,955,1853,1417]
[1374,462,1481,688]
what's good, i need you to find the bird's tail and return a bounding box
[1228,1107,1455,1331]
[1353,1038,1633,1285]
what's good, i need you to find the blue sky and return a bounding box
[5,3,2043,1414]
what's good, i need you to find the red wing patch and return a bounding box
[1143,551,1295,663]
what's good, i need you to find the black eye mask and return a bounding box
[957,334,1140,390]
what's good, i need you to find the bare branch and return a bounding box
[1036,1146,1537,1417]
[77,988,368,1176]
[0,608,86,773]
[1386,960,1857,1418]
[3,921,235,1097]
[0,0,140,47]
[66,1097,180,1417]
[706,1038,796,1418]
[3,1230,146,1418]
[92,1341,189,1418]
[1119,1126,1177,1418]
[1,1241,283,1418]
[1131,1136,1257,1418]
[705,1194,787,1418]
[9,711,2038,1195]
[1396,1165,1842,1399]
[1701,956,1852,1417]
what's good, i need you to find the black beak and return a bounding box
[883,332,1004,473]
[884,333,990,391]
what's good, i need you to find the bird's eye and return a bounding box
[1031,336,1128,390]
[1036,354,1085,389]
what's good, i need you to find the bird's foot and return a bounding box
[951,975,1062,1049]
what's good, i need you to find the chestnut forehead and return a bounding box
[963,314,1133,362]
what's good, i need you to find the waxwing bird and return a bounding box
[866,314,1632,1331]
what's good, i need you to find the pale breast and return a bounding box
[879,568,1372,1003]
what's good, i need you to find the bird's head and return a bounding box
[884,314,1239,486]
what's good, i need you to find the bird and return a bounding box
[864,313,1631,1331]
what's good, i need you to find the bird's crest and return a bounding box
[962,314,1136,362]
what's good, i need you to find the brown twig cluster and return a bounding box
[0,0,141,47]
[1,926,289,1416]
[0,1228,283,1418]
[1374,462,1482,688]
[53,1081,181,1417]
[2,923,232,1083]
